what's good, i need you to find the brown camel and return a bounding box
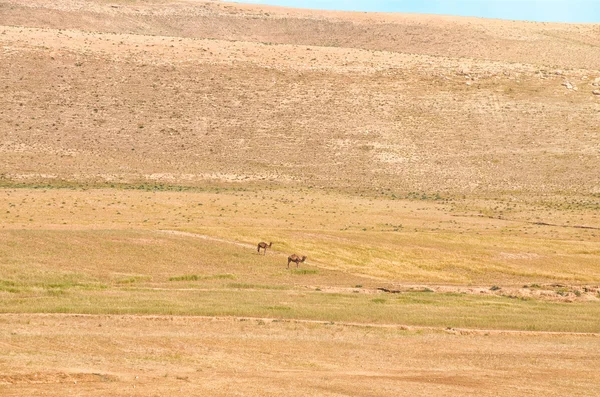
[257,242,272,255]
[287,254,307,269]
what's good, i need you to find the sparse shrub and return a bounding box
[169,274,200,282]
[117,276,151,284]
[371,298,386,304]
[490,285,501,291]
[169,274,235,282]
[526,284,542,289]
[291,269,318,275]
[227,283,285,290]
[265,306,291,311]
[210,274,236,280]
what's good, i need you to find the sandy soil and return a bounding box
[1,313,599,397]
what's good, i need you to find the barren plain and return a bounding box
[1,0,599,395]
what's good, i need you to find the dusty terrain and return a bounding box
[1,0,600,395]
[2,313,599,397]
[1,0,599,194]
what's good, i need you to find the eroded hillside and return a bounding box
[1,0,599,195]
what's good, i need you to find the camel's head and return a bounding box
[301,256,307,262]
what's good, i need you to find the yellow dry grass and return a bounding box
[2,187,598,285]
[1,1,600,395]
[1,187,599,333]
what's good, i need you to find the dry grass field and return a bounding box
[2,314,599,397]
[1,0,600,395]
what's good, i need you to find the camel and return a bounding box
[257,241,272,255]
[287,254,307,269]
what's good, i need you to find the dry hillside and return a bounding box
[1,0,599,195]
[2,3,600,395]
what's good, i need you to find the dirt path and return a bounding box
[1,312,597,338]
[158,229,256,249]
[157,229,352,274]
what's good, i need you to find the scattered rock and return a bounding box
[458,67,470,76]
[377,287,401,294]
[593,90,600,96]
[562,81,575,90]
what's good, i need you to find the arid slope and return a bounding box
[1,0,599,195]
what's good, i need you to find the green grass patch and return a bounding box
[0,280,24,293]
[169,275,201,282]
[41,280,107,291]
[208,274,237,280]
[0,277,106,294]
[0,288,597,333]
[169,274,236,282]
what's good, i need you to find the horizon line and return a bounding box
[233,1,600,24]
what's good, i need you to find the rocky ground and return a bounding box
[1,0,599,195]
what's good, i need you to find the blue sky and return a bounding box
[235,1,600,23]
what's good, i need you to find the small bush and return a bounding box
[490,285,501,291]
